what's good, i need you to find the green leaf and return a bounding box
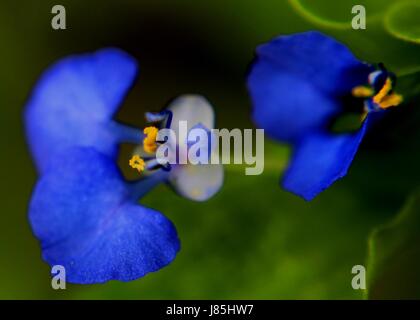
[385,1,420,44]
[367,189,420,299]
[289,0,397,30]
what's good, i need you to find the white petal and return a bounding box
[168,164,224,201]
[167,94,215,132]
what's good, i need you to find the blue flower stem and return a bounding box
[129,169,169,200]
[109,121,144,144]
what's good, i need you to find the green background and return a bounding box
[0,0,419,299]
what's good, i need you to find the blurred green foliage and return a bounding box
[384,1,420,45]
[367,190,420,299]
[0,0,419,299]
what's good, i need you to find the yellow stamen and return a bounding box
[378,93,403,109]
[352,86,374,98]
[129,155,145,173]
[143,126,158,154]
[373,77,392,105]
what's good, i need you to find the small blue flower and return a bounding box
[25,48,223,283]
[247,31,403,201]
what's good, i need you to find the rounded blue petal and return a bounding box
[29,147,180,284]
[247,31,372,142]
[24,48,139,173]
[281,115,376,201]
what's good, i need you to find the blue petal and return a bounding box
[247,31,372,142]
[29,147,180,284]
[282,116,375,201]
[24,48,139,173]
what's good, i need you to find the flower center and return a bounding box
[129,110,173,174]
[351,65,403,119]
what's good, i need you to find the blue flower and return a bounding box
[25,48,223,283]
[247,31,403,201]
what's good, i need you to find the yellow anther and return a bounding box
[368,77,403,109]
[143,126,158,154]
[144,143,157,153]
[144,126,158,137]
[378,93,403,109]
[129,155,145,173]
[352,86,374,98]
[354,74,403,118]
[373,77,393,105]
